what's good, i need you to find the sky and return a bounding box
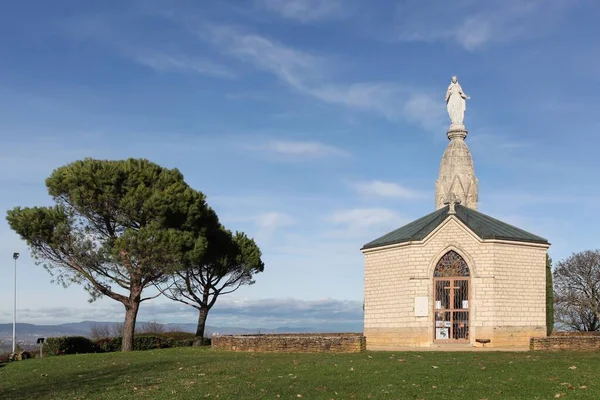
[0,0,599,329]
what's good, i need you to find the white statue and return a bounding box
[445,76,470,127]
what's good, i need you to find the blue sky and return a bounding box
[0,0,599,329]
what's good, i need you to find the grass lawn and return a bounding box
[1,348,599,399]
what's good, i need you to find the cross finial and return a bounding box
[443,194,462,214]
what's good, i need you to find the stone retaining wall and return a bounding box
[211,333,366,353]
[552,331,600,337]
[530,336,600,351]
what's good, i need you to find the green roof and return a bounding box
[362,204,549,250]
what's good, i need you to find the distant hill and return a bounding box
[0,321,362,346]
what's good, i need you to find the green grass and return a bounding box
[1,348,599,399]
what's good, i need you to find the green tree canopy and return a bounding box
[6,158,219,351]
[160,224,264,344]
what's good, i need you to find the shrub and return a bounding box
[45,336,97,356]
[90,332,198,354]
[172,339,195,347]
[148,331,196,341]
[0,352,11,364]
[94,337,122,353]
[8,351,32,361]
[133,335,171,350]
[92,335,188,352]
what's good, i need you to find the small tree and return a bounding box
[111,322,125,338]
[160,229,264,345]
[137,320,166,334]
[6,158,218,351]
[553,250,600,332]
[89,323,111,340]
[546,253,554,335]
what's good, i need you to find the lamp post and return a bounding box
[12,252,19,353]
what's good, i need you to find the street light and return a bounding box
[12,252,19,353]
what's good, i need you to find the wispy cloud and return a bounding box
[257,0,346,22]
[202,24,444,130]
[131,51,237,79]
[225,211,296,241]
[393,0,576,51]
[0,297,363,328]
[254,212,295,231]
[327,208,405,233]
[247,140,349,159]
[352,180,424,199]
[62,15,237,80]
[469,132,534,150]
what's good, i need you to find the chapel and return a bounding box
[361,77,550,349]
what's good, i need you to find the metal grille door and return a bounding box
[434,278,470,342]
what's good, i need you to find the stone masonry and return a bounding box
[363,217,548,349]
[211,333,366,353]
[435,128,478,210]
[363,78,550,350]
[530,336,600,351]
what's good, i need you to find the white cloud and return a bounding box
[255,140,348,158]
[61,16,237,79]
[393,0,576,51]
[403,93,446,132]
[455,18,493,51]
[203,25,444,129]
[328,208,405,232]
[131,51,237,79]
[353,180,423,199]
[254,212,295,231]
[225,211,296,241]
[0,297,363,328]
[258,0,345,22]
[208,27,323,90]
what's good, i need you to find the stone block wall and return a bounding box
[211,333,366,353]
[553,331,600,337]
[363,216,548,349]
[530,336,600,351]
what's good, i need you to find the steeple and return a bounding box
[435,76,478,210]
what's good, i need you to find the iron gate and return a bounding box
[433,251,470,342]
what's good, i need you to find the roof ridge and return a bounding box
[455,205,548,242]
[362,205,548,250]
[361,206,449,250]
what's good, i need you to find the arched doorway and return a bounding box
[433,251,470,342]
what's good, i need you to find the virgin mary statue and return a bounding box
[445,76,470,127]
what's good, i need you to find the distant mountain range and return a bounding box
[0,321,361,348]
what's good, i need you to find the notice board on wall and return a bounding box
[414,296,428,317]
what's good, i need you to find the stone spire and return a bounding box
[435,77,478,210]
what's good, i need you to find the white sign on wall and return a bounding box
[414,296,429,317]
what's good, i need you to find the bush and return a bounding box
[0,352,11,364]
[45,336,97,356]
[8,351,32,361]
[173,339,195,347]
[133,335,171,350]
[94,337,122,353]
[92,335,193,352]
[146,331,196,341]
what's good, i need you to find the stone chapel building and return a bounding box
[361,78,550,349]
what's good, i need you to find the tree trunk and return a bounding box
[122,300,140,352]
[194,306,209,346]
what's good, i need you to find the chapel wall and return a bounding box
[364,218,487,347]
[364,217,548,349]
[479,242,547,346]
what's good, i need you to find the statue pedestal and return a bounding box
[447,125,467,140]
